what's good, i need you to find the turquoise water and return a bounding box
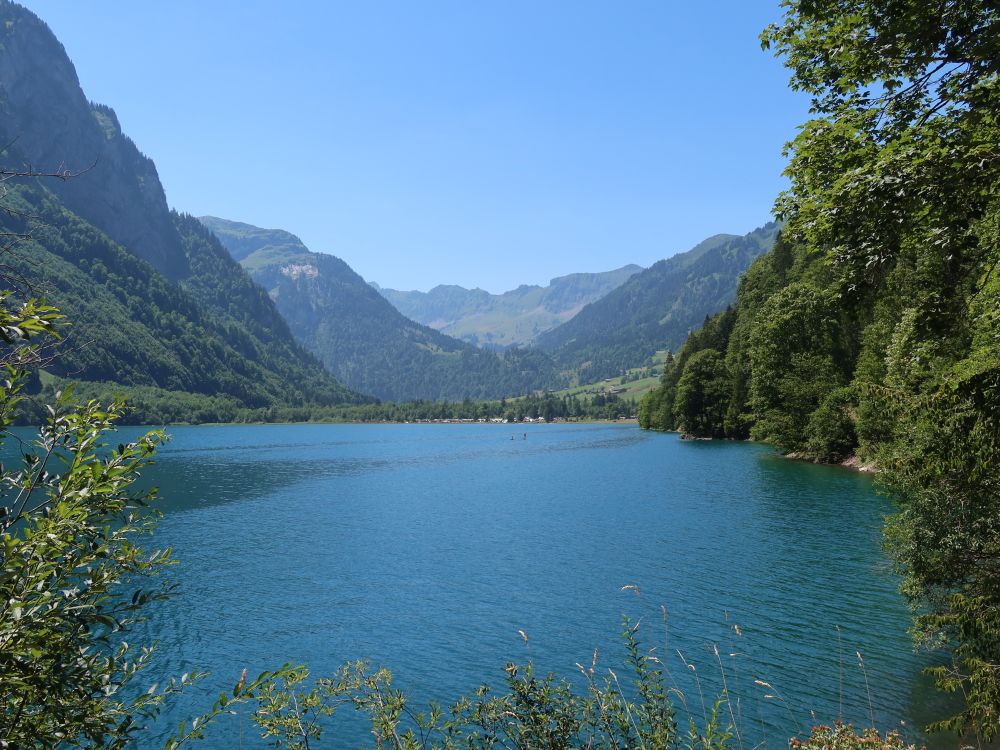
[118,423,935,747]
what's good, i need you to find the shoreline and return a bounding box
[120,418,641,429]
[784,450,877,474]
[837,454,878,474]
[667,428,878,475]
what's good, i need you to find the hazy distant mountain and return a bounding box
[374,265,642,349]
[200,217,563,401]
[536,223,781,381]
[0,3,358,418]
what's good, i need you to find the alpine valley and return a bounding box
[198,216,563,402]
[1,2,773,414]
[4,1,999,748]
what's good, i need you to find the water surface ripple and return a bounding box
[118,423,935,747]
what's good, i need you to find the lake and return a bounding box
[120,423,938,747]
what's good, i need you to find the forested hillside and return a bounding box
[375,264,642,349]
[536,224,779,381]
[641,0,999,738]
[0,4,360,420]
[200,217,565,401]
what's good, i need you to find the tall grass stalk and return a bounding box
[168,607,918,750]
[856,651,875,729]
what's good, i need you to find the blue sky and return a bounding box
[27,1,808,293]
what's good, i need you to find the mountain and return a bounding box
[199,217,563,402]
[0,2,359,420]
[536,223,780,381]
[0,1,772,413]
[375,265,642,349]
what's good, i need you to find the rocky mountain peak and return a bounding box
[0,2,189,279]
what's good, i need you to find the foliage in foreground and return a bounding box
[789,723,918,750]
[175,619,736,750]
[0,294,176,748]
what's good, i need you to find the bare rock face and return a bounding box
[280,263,320,280]
[0,3,189,279]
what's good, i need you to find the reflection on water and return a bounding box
[48,424,939,748]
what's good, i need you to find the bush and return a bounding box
[790,722,920,750]
[804,387,858,462]
[0,294,179,747]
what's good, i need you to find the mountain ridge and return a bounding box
[0,0,776,413]
[199,216,564,402]
[536,223,780,381]
[374,264,642,349]
[0,2,361,418]
[0,6,189,279]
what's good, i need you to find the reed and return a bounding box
[169,603,925,750]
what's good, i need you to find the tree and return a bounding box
[0,301,178,747]
[747,283,844,451]
[764,0,1000,739]
[764,0,1000,293]
[803,387,857,463]
[673,349,730,438]
[0,160,183,746]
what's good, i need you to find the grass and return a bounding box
[182,600,928,750]
[546,349,672,400]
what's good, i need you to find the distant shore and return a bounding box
[170,417,641,428]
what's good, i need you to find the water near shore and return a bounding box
[121,423,936,747]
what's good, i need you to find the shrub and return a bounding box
[790,722,920,750]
